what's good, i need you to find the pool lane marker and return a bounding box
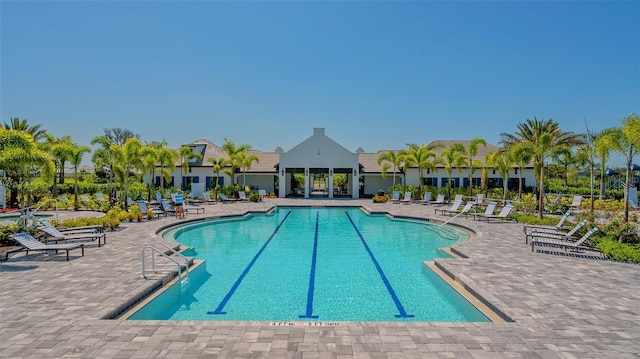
[299,211,320,319]
[345,211,415,319]
[208,211,291,315]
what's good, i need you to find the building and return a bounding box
[150,128,536,199]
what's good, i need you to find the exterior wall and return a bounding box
[402,167,536,189]
[363,175,401,195]
[235,174,276,193]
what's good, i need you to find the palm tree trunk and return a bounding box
[538,165,545,219]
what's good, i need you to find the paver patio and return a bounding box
[1,199,638,358]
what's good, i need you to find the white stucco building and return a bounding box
[149,128,536,199]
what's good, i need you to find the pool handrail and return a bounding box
[142,241,190,286]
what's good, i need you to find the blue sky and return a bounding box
[1,1,638,167]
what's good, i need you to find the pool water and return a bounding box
[129,207,488,322]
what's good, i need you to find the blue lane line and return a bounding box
[345,211,414,318]
[208,211,291,315]
[300,211,320,319]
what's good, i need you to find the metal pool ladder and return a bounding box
[142,241,190,286]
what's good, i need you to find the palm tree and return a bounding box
[91,135,118,205]
[3,117,48,142]
[376,150,403,190]
[0,129,55,207]
[113,138,143,210]
[594,129,616,200]
[402,143,440,200]
[68,144,91,210]
[44,134,74,196]
[509,141,534,199]
[207,157,228,202]
[222,138,251,185]
[178,146,203,190]
[155,141,177,191]
[462,138,487,196]
[607,113,640,222]
[239,152,259,188]
[141,144,160,202]
[487,151,513,200]
[437,143,466,198]
[500,117,583,219]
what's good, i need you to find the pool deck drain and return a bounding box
[1,198,638,358]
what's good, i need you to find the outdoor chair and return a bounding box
[569,195,583,210]
[418,192,432,204]
[238,191,250,202]
[470,202,497,220]
[440,201,474,217]
[160,199,176,216]
[475,204,518,222]
[390,191,400,204]
[8,232,84,261]
[531,227,600,254]
[137,200,165,218]
[435,200,462,216]
[422,193,445,206]
[523,211,572,234]
[38,224,106,247]
[525,220,587,244]
[202,192,217,204]
[184,200,205,214]
[400,191,412,204]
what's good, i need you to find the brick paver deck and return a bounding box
[1,199,638,358]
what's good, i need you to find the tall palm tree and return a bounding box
[178,146,203,190]
[91,135,118,205]
[402,143,441,200]
[0,129,55,207]
[500,117,583,219]
[68,144,91,210]
[44,134,74,196]
[222,138,251,185]
[113,138,143,210]
[463,138,487,196]
[509,141,534,199]
[376,150,403,190]
[207,157,228,201]
[487,151,514,200]
[155,141,177,191]
[141,144,160,202]
[594,129,616,200]
[239,152,259,188]
[437,143,466,198]
[607,113,640,222]
[3,117,48,142]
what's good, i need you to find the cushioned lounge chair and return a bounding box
[39,224,106,247]
[475,204,517,222]
[525,220,587,244]
[9,232,84,261]
[531,227,599,254]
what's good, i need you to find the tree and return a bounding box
[376,150,404,190]
[239,152,259,188]
[487,151,513,200]
[594,129,616,200]
[462,138,487,196]
[3,117,48,142]
[178,146,203,190]
[607,113,639,222]
[103,128,140,146]
[207,157,228,202]
[113,138,143,210]
[155,141,177,191]
[91,135,118,205]
[509,141,534,199]
[500,118,583,219]
[141,144,160,202]
[68,144,91,210]
[222,138,251,185]
[0,129,55,207]
[401,143,441,200]
[437,143,466,198]
[45,134,74,194]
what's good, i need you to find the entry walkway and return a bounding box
[1,199,638,358]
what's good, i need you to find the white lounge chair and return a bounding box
[390,191,400,204]
[9,232,84,261]
[531,227,600,254]
[628,187,638,210]
[418,192,432,204]
[453,194,464,203]
[476,204,517,222]
[400,191,412,204]
[95,193,107,202]
[238,191,250,202]
[440,202,474,217]
[202,192,217,204]
[523,211,572,234]
[435,200,462,216]
[39,224,106,247]
[569,196,582,209]
[422,194,445,206]
[475,194,485,205]
[525,220,587,244]
[471,202,497,220]
[184,200,205,214]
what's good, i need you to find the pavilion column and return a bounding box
[278,168,286,198]
[328,168,334,199]
[304,168,310,199]
[352,168,359,199]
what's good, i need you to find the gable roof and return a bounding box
[180,139,228,166]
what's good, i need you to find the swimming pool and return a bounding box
[128,207,488,322]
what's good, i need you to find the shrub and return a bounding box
[372,195,388,203]
[249,193,261,202]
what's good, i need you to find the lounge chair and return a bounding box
[219,193,237,203]
[471,202,497,220]
[531,227,600,254]
[160,199,176,216]
[628,187,638,210]
[422,193,445,206]
[39,224,106,247]
[475,204,518,222]
[155,191,163,204]
[475,194,485,205]
[390,191,400,204]
[569,196,582,210]
[59,195,69,202]
[238,191,250,202]
[95,193,107,202]
[202,192,217,204]
[525,220,587,244]
[418,192,432,204]
[435,200,462,216]
[523,211,572,234]
[8,232,84,261]
[453,194,463,203]
[137,200,165,218]
[37,220,104,234]
[126,197,135,206]
[440,201,474,217]
[184,200,205,214]
[400,191,412,204]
